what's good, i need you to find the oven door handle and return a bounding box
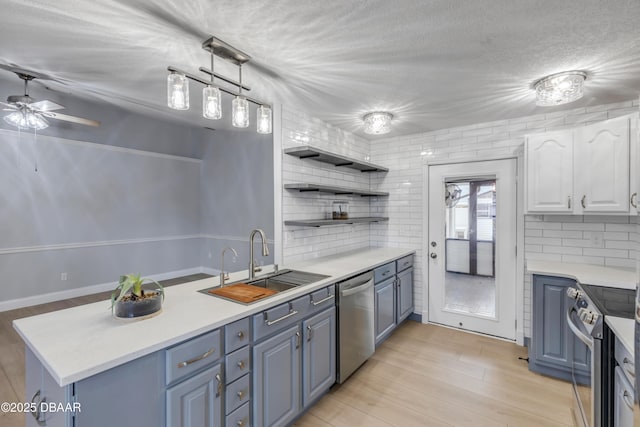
[566,307,593,349]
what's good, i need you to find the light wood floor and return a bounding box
[1,279,572,427]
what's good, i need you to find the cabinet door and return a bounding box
[396,267,414,324]
[629,114,639,214]
[166,364,223,427]
[253,325,301,427]
[574,115,630,213]
[302,306,336,407]
[532,276,572,369]
[25,347,71,427]
[525,130,574,212]
[614,366,635,427]
[375,278,396,345]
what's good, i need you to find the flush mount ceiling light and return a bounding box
[167,36,272,134]
[534,71,587,107]
[363,112,393,135]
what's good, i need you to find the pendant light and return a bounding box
[257,105,272,134]
[202,49,222,120]
[232,64,249,128]
[167,72,189,110]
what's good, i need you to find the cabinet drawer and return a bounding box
[165,329,222,386]
[225,374,250,415]
[225,317,251,354]
[374,262,396,284]
[396,254,414,272]
[226,346,251,384]
[306,285,336,316]
[253,295,308,341]
[615,336,635,383]
[226,402,250,427]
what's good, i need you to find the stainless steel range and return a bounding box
[566,283,636,427]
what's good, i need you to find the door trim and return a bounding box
[421,155,525,345]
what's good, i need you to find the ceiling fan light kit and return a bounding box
[534,70,587,106]
[167,36,272,134]
[363,111,393,135]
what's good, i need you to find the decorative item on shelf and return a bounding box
[110,273,164,319]
[534,71,587,106]
[363,111,393,135]
[332,200,350,220]
[167,36,272,134]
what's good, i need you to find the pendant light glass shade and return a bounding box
[256,105,272,134]
[167,73,189,110]
[202,85,222,119]
[534,71,586,106]
[363,112,393,135]
[232,96,249,128]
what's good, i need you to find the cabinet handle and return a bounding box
[237,330,245,339]
[307,325,313,342]
[236,360,246,370]
[237,420,246,427]
[265,304,298,326]
[623,357,636,378]
[567,196,571,209]
[215,373,223,397]
[631,193,637,208]
[381,270,390,277]
[623,390,634,409]
[311,293,335,306]
[237,390,246,400]
[295,331,301,349]
[581,195,586,208]
[31,390,46,426]
[177,347,216,368]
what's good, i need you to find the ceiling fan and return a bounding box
[1,72,100,130]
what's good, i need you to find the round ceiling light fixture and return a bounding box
[534,71,587,107]
[363,112,393,135]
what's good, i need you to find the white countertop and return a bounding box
[13,247,414,387]
[526,260,636,289]
[606,316,635,357]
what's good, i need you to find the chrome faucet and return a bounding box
[220,247,238,287]
[248,229,269,279]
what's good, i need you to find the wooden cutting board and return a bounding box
[208,283,277,303]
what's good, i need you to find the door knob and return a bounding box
[430,252,437,259]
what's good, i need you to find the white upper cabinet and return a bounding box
[525,129,574,213]
[574,115,630,213]
[525,114,637,215]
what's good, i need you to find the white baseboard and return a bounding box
[0,267,219,313]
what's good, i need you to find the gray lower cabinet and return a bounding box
[302,306,336,407]
[396,266,414,323]
[166,364,223,427]
[253,324,301,427]
[529,274,589,382]
[374,277,396,345]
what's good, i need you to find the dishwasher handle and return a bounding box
[340,279,373,297]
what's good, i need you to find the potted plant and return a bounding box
[110,273,164,319]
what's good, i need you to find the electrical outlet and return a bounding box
[208,252,212,259]
[590,232,604,247]
[60,273,68,281]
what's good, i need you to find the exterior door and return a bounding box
[428,159,517,340]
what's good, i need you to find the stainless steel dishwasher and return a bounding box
[336,270,375,383]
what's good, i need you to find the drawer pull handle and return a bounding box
[177,347,216,368]
[265,305,298,326]
[237,360,246,369]
[623,390,634,409]
[381,270,390,276]
[215,373,223,397]
[311,294,335,306]
[237,390,246,400]
[237,331,245,339]
[623,357,636,377]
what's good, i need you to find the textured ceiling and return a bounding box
[0,0,639,138]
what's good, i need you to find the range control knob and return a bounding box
[566,288,582,300]
[577,307,599,325]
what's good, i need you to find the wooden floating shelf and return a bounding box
[284,183,388,197]
[284,145,388,172]
[284,217,389,227]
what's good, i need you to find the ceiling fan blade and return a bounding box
[30,100,64,111]
[0,101,18,110]
[41,112,100,127]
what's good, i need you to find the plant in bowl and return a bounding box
[110,273,164,319]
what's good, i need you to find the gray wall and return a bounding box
[200,129,275,274]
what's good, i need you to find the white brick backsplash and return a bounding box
[282,101,637,338]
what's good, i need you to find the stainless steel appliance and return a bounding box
[336,270,375,383]
[567,284,636,427]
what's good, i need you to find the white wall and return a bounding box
[281,106,376,263]
[369,99,639,337]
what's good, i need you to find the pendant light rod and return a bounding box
[167,66,269,108]
[198,67,251,92]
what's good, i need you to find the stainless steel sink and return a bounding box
[198,269,330,304]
